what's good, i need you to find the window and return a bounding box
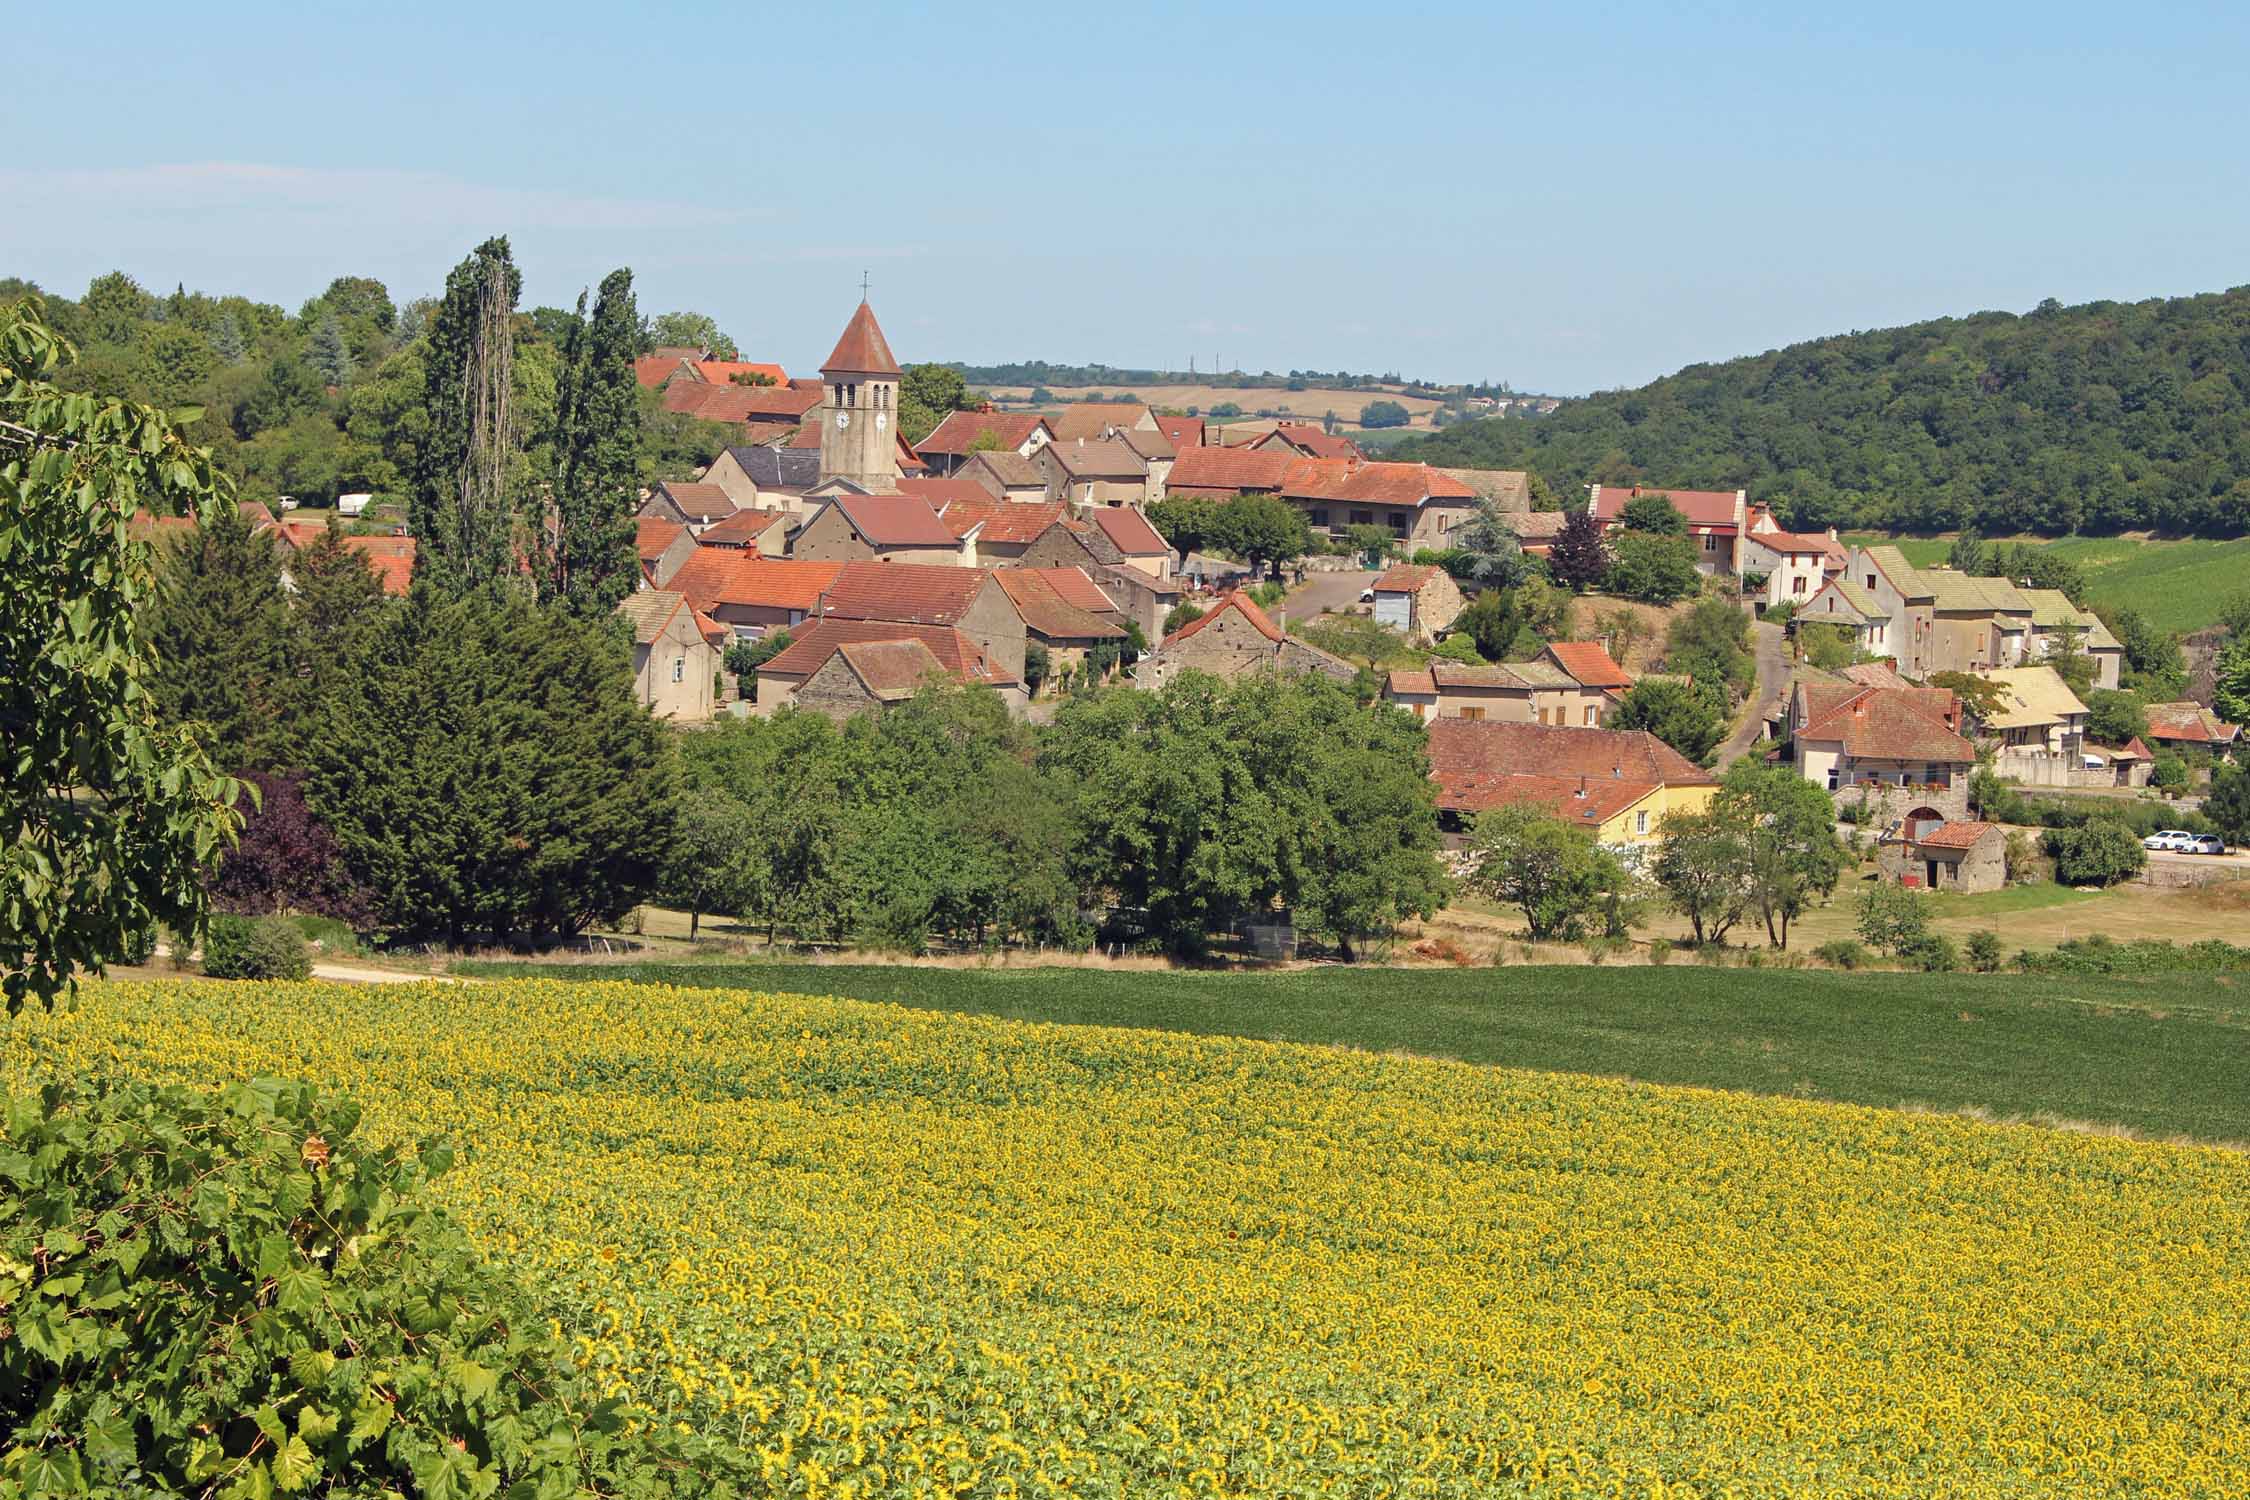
[1825,768,1839,791]
[1410,702,1425,720]
[1636,810,1649,835]
[1703,534,1717,551]
[1459,706,1485,721]
[1866,574,1877,590]
[1583,706,1597,725]
[1792,575,1808,595]
[670,656,685,683]
[1309,508,1330,527]
[1349,509,1375,527]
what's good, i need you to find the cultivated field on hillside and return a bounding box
[1842,532,2250,635]
[983,383,1449,427]
[11,978,2246,1497]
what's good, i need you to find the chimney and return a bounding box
[1575,775,1588,799]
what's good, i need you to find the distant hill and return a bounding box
[1394,289,2250,537]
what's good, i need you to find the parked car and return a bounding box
[2189,834,2229,855]
[2143,830,2198,852]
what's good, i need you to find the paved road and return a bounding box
[1280,568,1378,621]
[1717,618,1789,767]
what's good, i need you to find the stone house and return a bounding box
[792,492,968,566]
[1039,438,1150,507]
[1739,519,1845,610]
[1795,576,1897,661]
[693,507,792,556]
[927,491,1068,566]
[1135,591,1352,688]
[1114,427,1175,496]
[754,618,1024,717]
[1382,660,1608,726]
[1252,424,1364,461]
[1787,681,1975,828]
[1878,819,2006,893]
[1014,518,1183,643]
[1279,461,1476,549]
[1422,719,1718,851]
[616,589,720,722]
[1082,505,1173,580]
[813,561,1028,680]
[1369,562,1465,639]
[635,517,698,589]
[993,569,1127,693]
[639,480,741,533]
[795,640,958,721]
[700,444,822,516]
[957,449,1050,504]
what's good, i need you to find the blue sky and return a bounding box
[8,1,2247,391]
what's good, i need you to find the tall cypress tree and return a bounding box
[411,237,521,597]
[545,267,643,614]
[309,310,353,387]
[147,510,300,772]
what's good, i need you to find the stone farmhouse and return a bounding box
[1165,448,1479,548]
[755,618,1025,720]
[1368,563,1465,640]
[1383,641,1634,726]
[1877,819,2007,894]
[1785,680,1976,828]
[616,589,723,721]
[1423,719,1718,853]
[1135,592,1352,689]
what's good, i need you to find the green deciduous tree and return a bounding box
[2,297,246,1011]
[544,268,643,614]
[412,237,522,596]
[1619,494,1688,536]
[1652,806,1754,945]
[2097,604,2186,699]
[301,586,673,945]
[642,309,738,359]
[2213,637,2250,729]
[2205,763,2250,847]
[1208,493,1312,577]
[2084,688,2149,746]
[1666,596,1754,698]
[1459,803,1629,942]
[1604,530,1701,603]
[2051,817,2147,886]
[1358,399,1410,428]
[1610,678,1726,766]
[1855,880,1932,957]
[1147,497,1219,557]
[898,363,972,446]
[1718,760,1846,948]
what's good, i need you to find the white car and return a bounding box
[2189,834,2229,856]
[2143,830,2197,852]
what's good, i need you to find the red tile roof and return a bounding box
[269,520,328,551]
[993,569,1125,641]
[694,360,790,388]
[826,492,957,548]
[895,477,998,512]
[1045,438,1146,479]
[1165,445,1296,494]
[652,482,740,524]
[760,617,1017,688]
[1747,524,1845,560]
[1588,485,1745,531]
[1373,563,1442,594]
[1796,686,1977,763]
[1542,640,1634,690]
[341,535,415,596]
[820,301,901,376]
[1265,424,1363,461]
[2116,736,2152,760]
[787,420,823,450]
[1913,820,2000,850]
[1025,565,1117,615]
[1441,770,1665,823]
[662,382,822,422]
[1281,461,1477,506]
[1387,669,1438,696]
[830,639,951,700]
[1048,403,1151,442]
[932,494,1068,545]
[1425,720,1715,815]
[819,561,994,626]
[1153,414,1205,450]
[1163,590,1284,647]
[1088,505,1168,556]
[695,508,787,549]
[635,517,686,561]
[669,552,842,614]
[2144,701,2241,745]
[915,410,1050,457]
[634,355,693,388]
[1800,681,1961,733]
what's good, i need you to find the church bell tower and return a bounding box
[817,298,902,493]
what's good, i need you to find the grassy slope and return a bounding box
[456,961,2250,1143]
[1841,531,2250,634]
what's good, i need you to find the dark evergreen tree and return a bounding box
[147,510,300,771]
[309,310,353,387]
[545,268,643,614]
[211,309,248,363]
[1546,506,1609,590]
[412,237,522,597]
[300,587,674,945]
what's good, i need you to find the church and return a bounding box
[807,299,917,498]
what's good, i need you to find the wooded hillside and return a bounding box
[1397,289,2250,537]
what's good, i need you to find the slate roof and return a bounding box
[993,569,1126,642]
[1088,505,1168,556]
[718,444,822,490]
[821,301,901,375]
[1542,641,1634,690]
[916,410,1050,457]
[827,493,957,548]
[819,561,994,626]
[1588,485,1745,530]
[759,618,1016,688]
[1796,686,1976,763]
[668,553,842,614]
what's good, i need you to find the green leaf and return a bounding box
[270,1434,320,1493]
[346,1393,393,1447]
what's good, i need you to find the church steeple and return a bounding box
[817,300,902,493]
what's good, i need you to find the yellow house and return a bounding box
[1424,719,1718,850]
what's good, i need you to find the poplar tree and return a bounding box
[545,268,642,613]
[411,237,521,596]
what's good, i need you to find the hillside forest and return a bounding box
[0,269,752,511]
[1399,288,2250,538]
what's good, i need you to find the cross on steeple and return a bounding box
[860,269,871,299]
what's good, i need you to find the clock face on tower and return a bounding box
[876,413,887,432]
[836,410,849,429]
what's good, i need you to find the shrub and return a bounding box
[1855,881,1931,956]
[2151,752,2189,793]
[1163,601,1207,636]
[2014,934,2250,976]
[1646,937,1673,964]
[1902,931,1959,972]
[1964,930,2003,973]
[1813,938,1867,969]
[201,914,312,981]
[0,1076,746,1496]
[2051,817,2147,887]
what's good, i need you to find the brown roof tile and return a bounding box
[1913,820,2000,850]
[695,508,788,549]
[820,301,901,375]
[1796,686,1976,762]
[1588,485,1745,530]
[1088,505,1167,555]
[833,639,949,700]
[759,617,1017,688]
[635,517,686,561]
[1543,641,1634,690]
[819,561,994,626]
[1165,445,1295,493]
[1163,590,1285,646]
[1046,438,1147,479]
[615,588,691,645]
[1425,720,1716,812]
[653,481,741,524]
[993,569,1125,641]
[827,492,957,548]
[669,552,842,614]
[1048,403,1151,441]
[915,410,1050,457]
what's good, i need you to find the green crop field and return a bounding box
[1842,532,2250,635]
[456,960,2250,1143]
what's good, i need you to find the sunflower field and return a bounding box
[7,977,2247,1498]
